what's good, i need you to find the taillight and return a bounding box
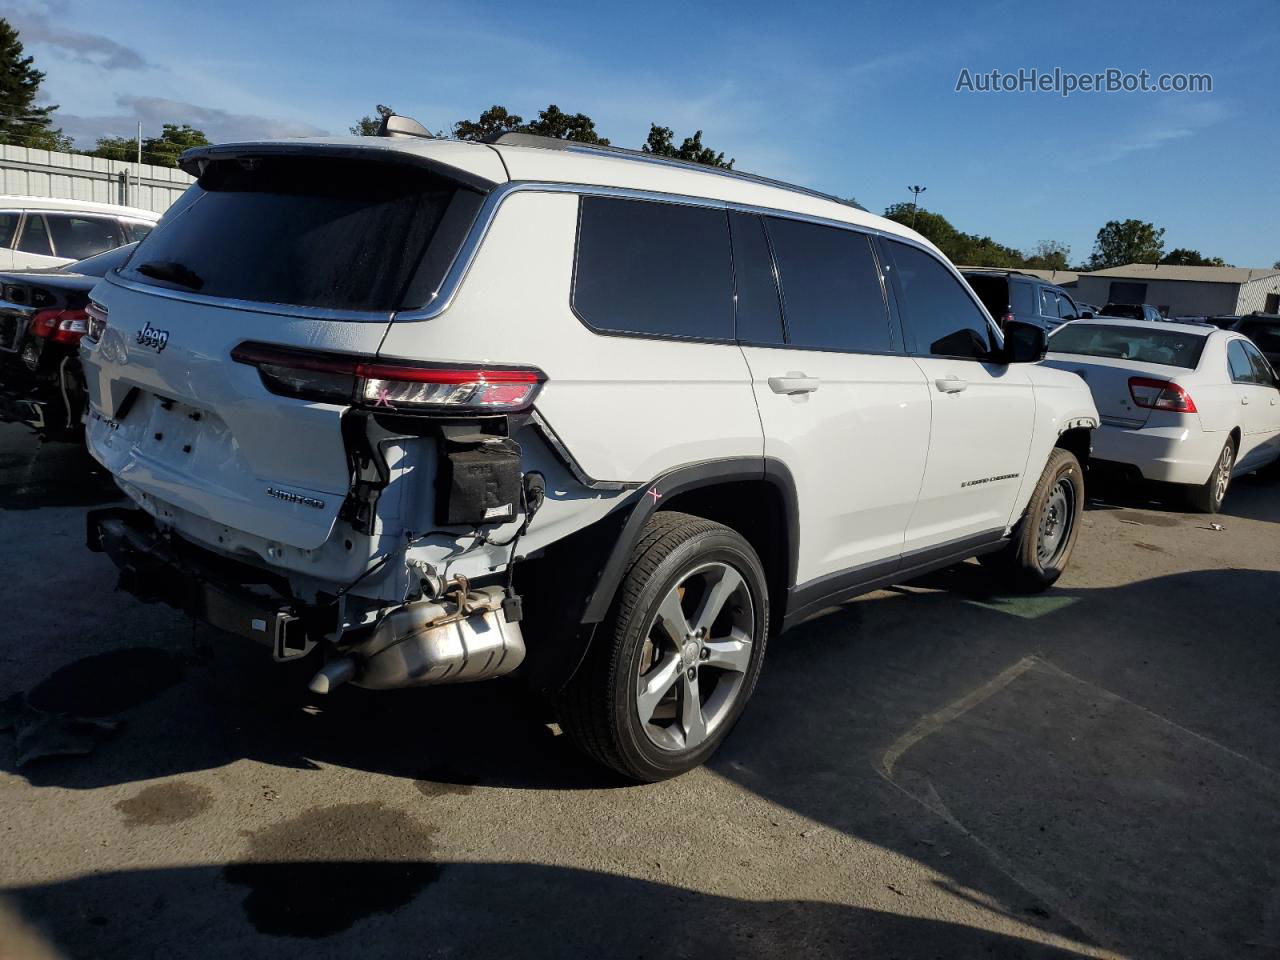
[230,342,545,413]
[1128,376,1197,413]
[30,308,90,345]
[85,301,108,342]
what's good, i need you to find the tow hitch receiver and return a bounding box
[309,584,526,694]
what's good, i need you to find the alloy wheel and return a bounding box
[1214,444,1233,506]
[634,561,754,752]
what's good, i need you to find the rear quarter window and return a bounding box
[121,156,485,312]
[573,196,733,340]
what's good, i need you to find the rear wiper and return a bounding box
[137,260,204,291]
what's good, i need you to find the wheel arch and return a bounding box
[515,458,798,697]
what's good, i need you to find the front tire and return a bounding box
[557,512,769,782]
[983,448,1084,593]
[1186,438,1234,513]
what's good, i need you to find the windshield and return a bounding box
[1237,320,1280,353]
[1049,323,1207,368]
[121,155,485,312]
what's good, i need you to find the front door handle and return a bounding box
[934,376,969,394]
[768,373,820,395]
[1242,396,1251,405]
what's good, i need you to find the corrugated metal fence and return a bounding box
[0,144,193,214]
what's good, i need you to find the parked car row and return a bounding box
[1044,317,1280,511]
[0,126,1275,782]
[0,243,136,437]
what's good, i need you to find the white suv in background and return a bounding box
[0,196,158,270]
[80,120,1098,781]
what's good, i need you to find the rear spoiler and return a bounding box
[178,141,500,194]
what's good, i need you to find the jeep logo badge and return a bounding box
[136,321,170,353]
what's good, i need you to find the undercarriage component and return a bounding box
[310,584,526,693]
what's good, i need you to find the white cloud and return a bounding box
[57,95,328,147]
[7,10,149,71]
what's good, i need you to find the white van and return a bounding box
[0,196,158,270]
[81,119,1098,780]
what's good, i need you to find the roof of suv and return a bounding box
[0,194,158,221]
[180,134,937,255]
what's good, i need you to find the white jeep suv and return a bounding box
[80,120,1098,781]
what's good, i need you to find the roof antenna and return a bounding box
[375,105,433,140]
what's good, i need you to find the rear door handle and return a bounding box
[934,376,969,394]
[1242,396,1250,405]
[768,373,820,395]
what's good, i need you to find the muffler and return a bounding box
[308,585,525,694]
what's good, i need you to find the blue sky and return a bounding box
[10,0,1279,267]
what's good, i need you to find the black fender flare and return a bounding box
[518,456,799,697]
[581,457,799,623]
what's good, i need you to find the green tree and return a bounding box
[1087,219,1165,269]
[86,135,134,162]
[524,104,608,144]
[453,104,524,141]
[1024,240,1071,271]
[882,202,1024,268]
[1159,247,1227,267]
[350,114,382,136]
[0,18,72,151]
[140,124,209,167]
[642,124,733,168]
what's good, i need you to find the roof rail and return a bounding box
[483,131,864,211]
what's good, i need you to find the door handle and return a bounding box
[768,373,819,395]
[1242,396,1250,405]
[934,376,969,394]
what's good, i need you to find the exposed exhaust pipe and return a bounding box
[307,585,525,694]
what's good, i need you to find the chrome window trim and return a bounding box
[95,178,1002,346]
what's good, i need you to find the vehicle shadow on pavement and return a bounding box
[0,429,121,510]
[1086,468,1279,523]
[2,860,1101,960]
[711,564,1280,960]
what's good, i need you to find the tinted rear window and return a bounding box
[122,156,484,311]
[573,196,733,340]
[1049,323,1207,368]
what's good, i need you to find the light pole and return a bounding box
[907,185,927,229]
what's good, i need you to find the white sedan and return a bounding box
[1044,317,1280,512]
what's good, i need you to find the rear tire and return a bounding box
[1186,438,1234,513]
[983,448,1084,593]
[556,512,769,782]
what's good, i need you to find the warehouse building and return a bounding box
[1074,263,1280,318]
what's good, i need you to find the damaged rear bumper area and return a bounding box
[85,507,526,693]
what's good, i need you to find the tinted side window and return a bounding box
[1009,279,1035,315]
[728,213,784,345]
[1058,293,1079,320]
[1039,287,1058,316]
[1228,340,1255,383]
[574,197,733,340]
[883,239,994,359]
[0,213,17,248]
[122,221,153,242]
[764,217,890,352]
[16,214,52,256]
[47,214,122,260]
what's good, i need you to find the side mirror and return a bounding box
[999,319,1048,364]
[1079,311,1094,319]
